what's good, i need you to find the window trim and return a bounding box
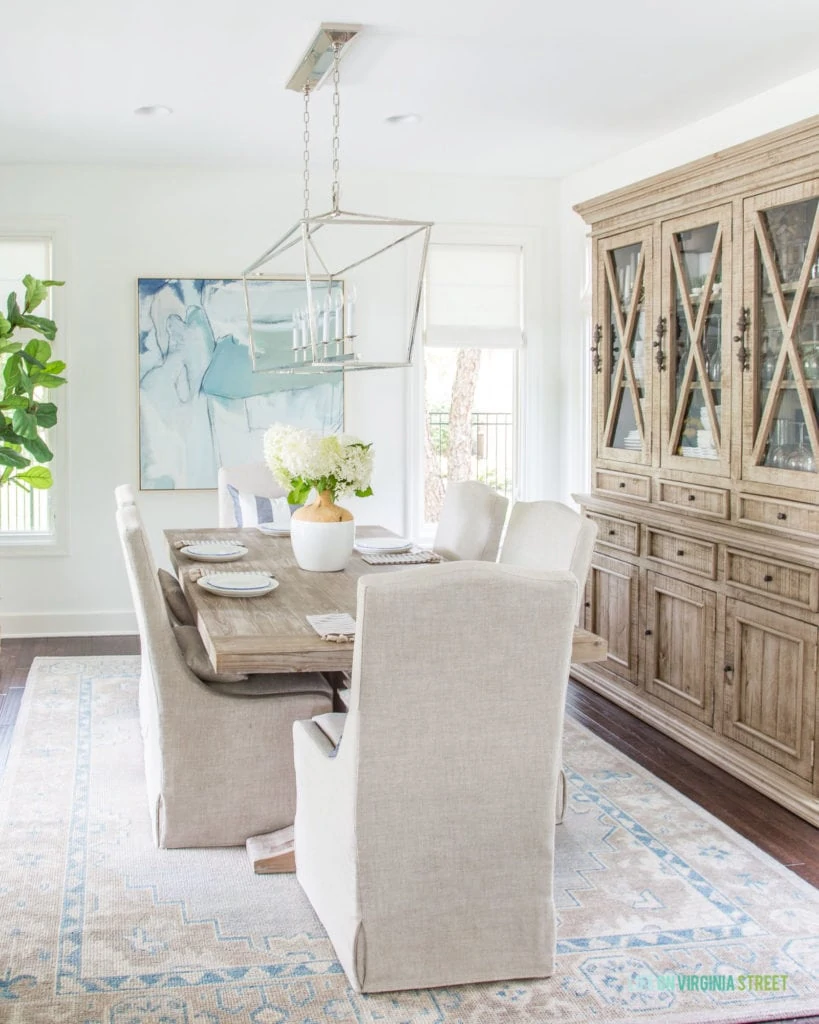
[0,225,70,556]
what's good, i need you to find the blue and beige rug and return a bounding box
[1,656,818,1024]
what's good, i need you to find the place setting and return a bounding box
[175,539,249,562]
[191,569,279,598]
[354,536,443,565]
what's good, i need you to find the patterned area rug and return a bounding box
[1,656,818,1024]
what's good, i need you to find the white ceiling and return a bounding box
[3,0,819,178]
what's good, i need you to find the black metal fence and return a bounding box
[427,411,514,497]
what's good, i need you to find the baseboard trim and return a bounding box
[0,610,137,638]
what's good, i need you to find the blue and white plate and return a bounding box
[257,523,291,537]
[196,572,279,598]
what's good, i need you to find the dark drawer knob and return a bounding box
[763,574,774,582]
[619,481,626,488]
[688,494,696,501]
[777,512,787,520]
[645,629,652,636]
[584,601,590,608]
[608,529,616,536]
[724,664,733,673]
[677,549,685,556]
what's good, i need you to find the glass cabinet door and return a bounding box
[743,183,819,483]
[594,227,652,464]
[659,207,732,477]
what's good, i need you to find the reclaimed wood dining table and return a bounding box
[165,526,608,675]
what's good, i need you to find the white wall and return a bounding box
[0,164,557,636]
[557,67,819,507]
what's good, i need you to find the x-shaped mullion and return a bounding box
[667,230,723,454]
[602,250,646,446]
[752,208,819,466]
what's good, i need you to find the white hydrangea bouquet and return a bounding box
[263,423,373,514]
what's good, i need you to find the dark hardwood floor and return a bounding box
[1,636,817,1024]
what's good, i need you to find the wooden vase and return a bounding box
[292,489,353,523]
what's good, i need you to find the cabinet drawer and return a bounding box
[587,513,639,554]
[736,494,819,537]
[657,480,729,519]
[594,469,650,502]
[725,549,819,612]
[645,527,717,579]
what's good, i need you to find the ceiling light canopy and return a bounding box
[385,113,422,125]
[243,23,432,374]
[134,104,173,117]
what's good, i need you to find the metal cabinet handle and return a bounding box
[653,316,667,372]
[591,324,602,374]
[733,307,750,371]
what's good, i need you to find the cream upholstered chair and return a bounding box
[114,483,137,508]
[499,500,597,601]
[432,480,509,561]
[116,504,333,848]
[217,462,287,527]
[499,500,598,824]
[293,560,578,993]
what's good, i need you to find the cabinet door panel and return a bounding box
[660,206,733,478]
[594,228,653,465]
[587,553,640,685]
[742,180,819,486]
[644,572,715,726]
[723,599,817,780]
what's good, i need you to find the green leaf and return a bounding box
[34,402,58,428]
[23,275,49,313]
[0,395,29,409]
[0,446,29,468]
[11,408,38,438]
[25,338,51,364]
[21,434,53,462]
[354,486,373,498]
[0,314,11,339]
[7,292,20,322]
[3,352,22,388]
[30,372,66,389]
[0,340,22,354]
[15,465,53,489]
[287,478,312,505]
[44,360,66,374]
[14,313,57,340]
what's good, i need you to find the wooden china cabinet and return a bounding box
[574,115,819,825]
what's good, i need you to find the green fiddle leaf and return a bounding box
[354,486,374,498]
[7,292,20,322]
[15,313,57,340]
[44,360,66,374]
[25,338,51,365]
[287,478,312,505]
[22,274,49,313]
[33,402,58,428]
[30,371,66,389]
[0,340,22,354]
[21,434,53,462]
[11,408,38,438]
[0,313,11,338]
[0,395,30,409]
[3,351,22,388]
[0,446,29,468]
[15,465,53,489]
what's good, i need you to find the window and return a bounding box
[0,237,57,541]
[419,242,523,530]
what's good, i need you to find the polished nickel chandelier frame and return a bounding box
[243,24,432,373]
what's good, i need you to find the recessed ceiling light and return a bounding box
[134,105,173,117]
[385,113,422,126]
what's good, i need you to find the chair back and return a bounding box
[432,480,508,561]
[344,560,577,989]
[217,462,287,527]
[499,500,597,597]
[114,483,137,509]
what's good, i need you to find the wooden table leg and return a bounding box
[246,826,295,873]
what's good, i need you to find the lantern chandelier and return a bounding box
[243,24,433,374]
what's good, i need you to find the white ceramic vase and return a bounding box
[289,517,354,572]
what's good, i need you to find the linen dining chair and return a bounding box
[217,462,288,528]
[116,503,333,848]
[498,500,598,824]
[114,483,137,508]
[292,560,578,993]
[432,480,509,561]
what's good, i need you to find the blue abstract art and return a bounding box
[138,278,344,490]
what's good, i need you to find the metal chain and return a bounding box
[331,43,341,212]
[302,84,311,221]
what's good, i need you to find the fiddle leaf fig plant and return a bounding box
[0,275,65,491]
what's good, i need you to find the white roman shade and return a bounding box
[424,243,524,348]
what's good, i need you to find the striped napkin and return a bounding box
[360,547,442,565]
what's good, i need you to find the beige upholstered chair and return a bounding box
[499,500,598,824]
[499,500,597,601]
[293,561,578,993]
[116,504,332,848]
[432,480,509,561]
[114,483,137,508]
[217,462,287,527]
